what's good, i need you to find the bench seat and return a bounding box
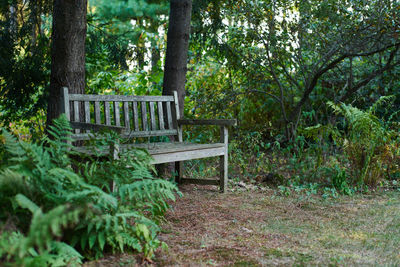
[73,142,226,164]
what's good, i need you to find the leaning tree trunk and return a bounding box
[162,0,192,118]
[47,0,87,125]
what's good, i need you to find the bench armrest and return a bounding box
[177,119,237,126]
[70,122,127,134]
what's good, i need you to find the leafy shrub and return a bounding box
[328,96,399,185]
[0,115,180,265]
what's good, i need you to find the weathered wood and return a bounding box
[123,102,130,130]
[178,119,237,126]
[73,101,80,133]
[61,87,70,121]
[149,101,156,130]
[124,142,225,154]
[94,101,101,124]
[114,101,120,126]
[150,146,225,164]
[84,101,90,133]
[74,142,225,163]
[132,101,139,131]
[176,161,184,184]
[70,122,127,133]
[166,101,173,129]
[220,126,228,193]
[62,89,235,193]
[84,101,90,122]
[141,101,148,131]
[174,91,183,142]
[72,129,178,140]
[73,101,79,122]
[104,101,111,125]
[69,94,174,102]
[158,101,165,130]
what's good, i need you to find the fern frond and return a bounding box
[1,128,25,157]
[368,95,395,114]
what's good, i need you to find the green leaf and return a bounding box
[89,232,97,249]
[98,231,106,250]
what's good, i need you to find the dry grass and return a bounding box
[155,185,400,266]
[85,184,400,266]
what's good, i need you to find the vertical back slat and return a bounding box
[166,101,173,129]
[141,101,148,131]
[104,101,111,125]
[61,87,70,121]
[73,101,80,133]
[123,102,130,130]
[84,101,90,133]
[84,101,90,123]
[114,101,120,126]
[173,91,183,142]
[132,102,139,131]
[149,102,156,130]
[94,101,101,124]
[158,101,165,130]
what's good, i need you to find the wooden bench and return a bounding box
[60,87,236,192]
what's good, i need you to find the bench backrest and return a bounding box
[60,87,181,141]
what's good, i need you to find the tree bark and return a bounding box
[47,0,87,125]
[162,0,192,118]
[158,0,192,177]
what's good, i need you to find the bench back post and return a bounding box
[60,87,70,121]
[173,91,183,142]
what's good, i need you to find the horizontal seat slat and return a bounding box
[73,142,226,164]
[69,94,174,102]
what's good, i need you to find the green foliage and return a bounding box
[0,1,52,124]
[328,97,399,185]
[0,115,180,265]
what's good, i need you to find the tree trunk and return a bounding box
[47,0,87,125]
[162,0,192,118]
[158,0,192,177]
[136,19,145,71]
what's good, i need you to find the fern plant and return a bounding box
[0,115,180,265]
[327,96,399,185]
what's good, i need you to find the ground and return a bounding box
[86,184,400,266]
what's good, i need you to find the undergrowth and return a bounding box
[0,115,180,266]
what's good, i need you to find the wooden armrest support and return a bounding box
[70,122,127,133]
[177,119,237,126]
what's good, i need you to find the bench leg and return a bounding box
[175,161,184,184]
[111,143,119,192]
[220,126,228,193]
[219,154,228,192]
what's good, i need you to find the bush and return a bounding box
[328,96,400,185]
[0,115,180,265]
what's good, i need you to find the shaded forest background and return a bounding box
[1,0,400,265]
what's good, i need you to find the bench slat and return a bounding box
[166,101,173,129]
[149,102,156,131]
[132,101,139,131]
[114,101,120,126]
[71,129,178,140]
[158,101,165,130]
[73,101,80,133]
[104,101,111,125]
[123,102,130,130]
[84,101,90,122]
[141,101,148,131]
[94,101,101,124]
[84,101,90,133]
[69,94,174,102]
